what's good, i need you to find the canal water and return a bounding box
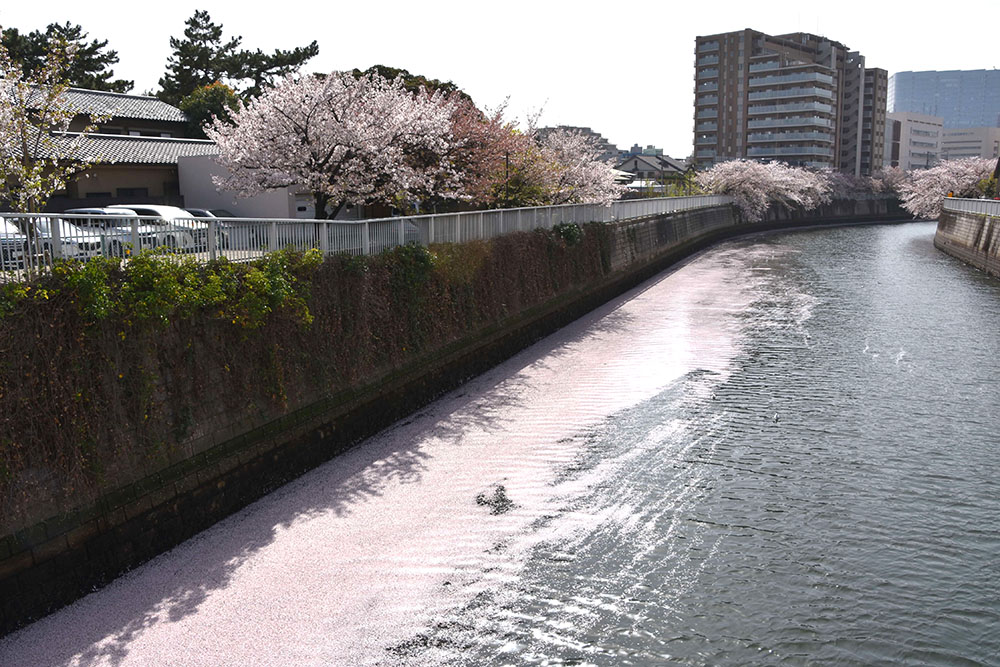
[2,221,998,665]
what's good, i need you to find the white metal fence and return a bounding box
[942,197,1000,217]
[0,195,733,280]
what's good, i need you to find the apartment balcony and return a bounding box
[695,149,717,158]
[697,41,719,52]
[748,116,834,130]
[748,131,835,143]
[696,121,718,132]
[696,55,719,66]
[696,81,719,92]
[696,94,719,106]
[747,146,835,157]
[748,71,834,87]
[749,61,780,73]
[747,101,834,116]
[697,68,719,79]
[695,108,719,119]
[695,135,717,146]
[748,87,834,102]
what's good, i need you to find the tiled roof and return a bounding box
[61,88,188,123]
[617,154,684,173]
[51,132,219,165]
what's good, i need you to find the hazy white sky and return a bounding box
[2,0,997,158]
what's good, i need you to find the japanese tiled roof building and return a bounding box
[39,88,220,209]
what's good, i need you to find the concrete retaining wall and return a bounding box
[0,198,907,635]
[935,209,1000,277]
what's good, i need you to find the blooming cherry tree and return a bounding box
[537,129,625,205]
[440,97,532,207]
[896,158,996,219]
[697,160,831,222]
[206,70,459,218]
[870,167,906,195]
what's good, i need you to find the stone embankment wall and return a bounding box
[0,197,907,635]
[935,209,1000,277]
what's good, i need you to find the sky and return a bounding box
[2,0,997,159]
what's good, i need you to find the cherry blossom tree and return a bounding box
[896,157,996,219]
[206,71,459,219]
[824,170,878,199]
[470,125,625,208]
[0,42,107,212]
[870,166,906,195]
[537,129,625,206]
[696,160,831,222]
[440,97,532,207]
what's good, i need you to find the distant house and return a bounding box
[615,153,686,181]
[34,88,219,211]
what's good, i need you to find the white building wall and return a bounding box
[940,127,1000,161]
[178,155,298,218]
[886,112,943,170]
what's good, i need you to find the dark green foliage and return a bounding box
[352,65,472,104]
[552,222,583,246]
[1,22,133,92]
[157,10,318,105]
[178,82,241,138]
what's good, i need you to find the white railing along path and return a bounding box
[0,195,734,278]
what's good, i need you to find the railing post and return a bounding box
[208,219,218,261]
[131,216,140,257]
[269,221,278,252]
[320,222,329,254]
[50,216,62,261]
[362,221,371,255]
[478,212,484,240]
[429,216,435,245]
[398,218,405,247]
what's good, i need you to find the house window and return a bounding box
[116,187,149,198]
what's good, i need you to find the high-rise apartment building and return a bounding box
[693,29,886,175]
[888,70,1000,129]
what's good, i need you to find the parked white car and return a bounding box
[62,208,161,257]
[106,205,204,252]
[0,219,27,270]
[20,217,104,261]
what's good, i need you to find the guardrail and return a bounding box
[942,197,1000,217]
[0,195,733,280]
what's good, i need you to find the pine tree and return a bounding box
[157,10,318,105]
[1,22,133,93]
[157,10,241,105]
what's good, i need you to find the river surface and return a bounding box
[2,221,999,666]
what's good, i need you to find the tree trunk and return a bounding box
[313,192,329,220]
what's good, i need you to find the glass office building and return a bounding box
[888,70,1000,128]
